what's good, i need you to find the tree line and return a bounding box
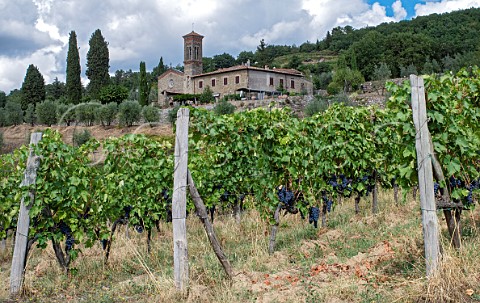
[200,7,480,93]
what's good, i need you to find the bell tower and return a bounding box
[183,31,204,76]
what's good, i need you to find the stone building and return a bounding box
[158,31,313,105]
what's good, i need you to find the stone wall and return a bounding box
[191,69,249,96]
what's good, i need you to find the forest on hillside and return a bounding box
[221,7,480,93]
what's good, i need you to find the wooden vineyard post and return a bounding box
[172,108,189,290]
[410,75,440,277]
[10,132,42,296]
[268,203,282,255]
[371,170,378,214]
[186,170,233,278]
[1,236,6,252]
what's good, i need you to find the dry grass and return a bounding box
[1,189,479,302]
[0,124,174,153]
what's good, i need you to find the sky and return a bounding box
[1,0,480,94]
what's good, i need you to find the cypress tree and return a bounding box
[0,91,6,108]
[21,64,45,110]
[152,57,167,80]
[66,31,82,104]
[46,77,65,101]
[325,31,332,49]
[138,61,149,106]
[86,29,110,100]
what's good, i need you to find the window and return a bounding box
[224,77,228,85]
[212,79,216,87]
[291,79,295,89]
[279,79,284,88]
[269,77,274,86]
[199,81,203,89]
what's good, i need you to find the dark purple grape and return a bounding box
[308,206,320,228]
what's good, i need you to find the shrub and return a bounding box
[214,100,236,115]
[5,101,23,126]
[99,85,129,104]
[56,103,76,126]
[167,105,181,124]
[118,100,142,126]
[96,102,118,126]
[142,105,160,124]
[36,100,58,126]
[73,129,91,147]
[24,104,36,126]
[76,102,100,126]
[222,93,241,101]
[332,93,352,105]
[314,72,333,90]
[198,86,214,104]
[327,82,342,95]
[304,96,329,116]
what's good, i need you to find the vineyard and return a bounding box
[1,68,480,302]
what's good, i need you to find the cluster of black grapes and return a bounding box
[434,182,440,195]
[277,186,295,208]
[162,188,173,223]
[434,176,479,206]
[362,175,376,196]
[120,205,145,233]
[322,192,333,213]
[308,206,320,228]
[277,185,299,214]
[207,185,250,222]
[328,174,353,196]
[466,180,479,205]
[449,176,463,189]
[117,205,132,225]
[58,222,74,252]
[350,174,376,197]
[450,176,479,206]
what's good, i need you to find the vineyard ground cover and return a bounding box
[1,189,479,302]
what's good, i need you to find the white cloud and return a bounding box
[393,0,408,20]
[414,0,480,16]
[35,18,68,44]
[240,20,310,48]
[0,47,60,93]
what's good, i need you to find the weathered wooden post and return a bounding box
[172,108,189,290]
[10,132,42,295]
[187,170,233,278]
[410,75,440,277]
[371,170,379,214]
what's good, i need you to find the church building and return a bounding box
[158,31,313,105]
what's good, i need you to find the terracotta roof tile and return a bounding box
[182,31,204,38]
